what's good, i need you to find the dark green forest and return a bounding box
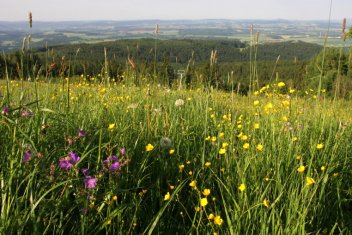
[1,38,352,97]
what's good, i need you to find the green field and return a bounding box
[1,78,352,234]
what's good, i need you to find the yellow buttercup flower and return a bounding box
[238,183,246,192]
[306,177,316,186]
[243,143,250,149]
[213,215,223,226]
[297,165,305,173]
[200,197,208,207]
[263,198,270,208]
[321,166,326,172]
[253,123,260,129]
[145,144,154,152]
[253,100,260,106]
[256,144,263,151]
[189,180,196,188]
[202,188,211,196]
[316,144,324,150]
[164,192,170,201]
[208,213,215,220]
[169,149,175,154]
[277,82,285,87]
[108,123,115,130]
[178,164,185,170]
[219,148,226,155]
[205,162,211,167]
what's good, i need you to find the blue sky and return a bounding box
[0,0,350,21]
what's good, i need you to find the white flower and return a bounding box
[175,99,185,107]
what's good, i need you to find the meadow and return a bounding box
[1,77,352,234]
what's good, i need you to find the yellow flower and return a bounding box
[289,88,295,93]
[321,166,326,172]
[145,144,154,152]
[292,137,298,142]
[263,198,270,208]
[205,162,211,167]
[213,215,223,226]
[256,144,263,151]
[186,161,191,165]
[178,164,185,171]
[306,177,316,186]
[238,183,246,192]
[211,136,217,142]
[316,144,324,150]
[189,180,196,188]
[169,149,175,155]
[222,142,229,148]
[169,185,175,190]
[112,195,118,201]
[188,171,193,176]
[241,135,248,141]
[243,143,250,149]
[107,220,112,225]
[164,192,171,201]
[297,165,305,173]
[253,100,260,106]
[253,123,260,129]
[219,148,226,155]
[208,213,214,220]
[219,132,225,138]
[108,123,115,130]
[277,82,285,87]
[202,188,211,196]
[200,197,208,207]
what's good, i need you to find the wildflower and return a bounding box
[112,195,118,201]
[200,197,208,207]
[256,144,263,151]
[120,148,126,155]
[69,152,80,165]
[292,137,298,142]
[160,137,172,148]
[2,106,9,115]
[108,124,115,130]
[175,99,185,107]
[243,143,250,149]
[218,132,225,138]
[205,162,211,167]
[211,136,217,142]
[78,130,86,137]
[84,176,97,189]
[189,180,196,188]
[277,82,285,88]
[164,192,171,201]
[22,151,31,163]
[59,159,72,170]
[110,162,121,172]
[213,215,223,226]
[297,165,305,173]
[202,188,211,196]
[179,164,185,170]
[186,161,191,165]
[263,198,270,208]
[82,168,89,176]
[321,166,326,172]
[145,144,154,152]
[107,220,112,225]
[222,142,229,148]
[168,149,175,155]
[238,183,246,192]
[188,171,193,176]
[208,213,215,220]
[306,177,316,186]
[253,100,259,106]
[253,123,260,129]
[240,135,248,141]
[219,148,226,155]
[169,185,175,190]
[316,144,324,150]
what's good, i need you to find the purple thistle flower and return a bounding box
[110,162,120,172]
[78,130,86,137]
[2,106,9,115]
[22,151,31,163]
[59,159,72,170]
[69,152,80,165]
[84,176,97,189]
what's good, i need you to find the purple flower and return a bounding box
[82,168,89,176]
[21,110,34,117]
[110,162,120,172]
[120,148,126,155]
[2,106,9,115]
[84,176,97,189]
[78,130,86,137]
[103,155,117,166]
[22,151,31,163]
[59,159,72,170]
[69,152,80,165]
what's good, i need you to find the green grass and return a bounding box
[0,79,352,234]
